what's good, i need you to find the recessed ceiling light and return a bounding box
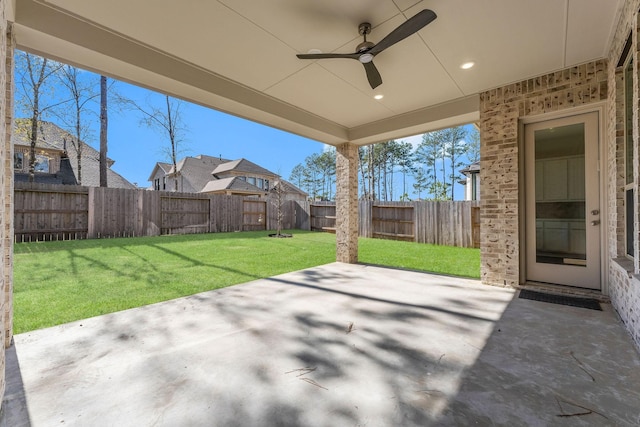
[460,62,475,70]
[374,94,384,100]
[308,49,322,54]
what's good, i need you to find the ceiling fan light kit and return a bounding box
[296,9,437,89]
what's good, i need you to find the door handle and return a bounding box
[591,209,600,215]
[591,220,600,226]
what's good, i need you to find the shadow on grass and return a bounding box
[13,230,324,254]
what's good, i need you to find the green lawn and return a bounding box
[13,230,479,333]
[359,237,480,279]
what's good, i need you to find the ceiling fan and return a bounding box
[296,9,437,90]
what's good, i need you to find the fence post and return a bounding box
[87,187,96,239]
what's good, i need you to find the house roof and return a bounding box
[212,158,277,177]
[13,1,623,146]
[272,179,307,196]
[12,119,136,189]
[459,161,480,175]
[165,155,230,192]
[147,162,172,181]
[201,176,266,194]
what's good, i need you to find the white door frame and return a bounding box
[518,103,608,294]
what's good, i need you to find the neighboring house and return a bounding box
[459,161,480,201]
[149,155,307,200]
[148,162,172,191]
[148,155,230,193]
[211,158,276,192]
[13,119,136,189]
[201,176,267,197]
[270,179,308,202]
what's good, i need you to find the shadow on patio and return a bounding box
[2,263,639,426]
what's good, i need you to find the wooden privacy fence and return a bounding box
[14,183,480,248]
[308,200,481,248]
[14,184,89,241]
[14,183,306,242]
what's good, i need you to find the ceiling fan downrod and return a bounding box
[357,23,375,63]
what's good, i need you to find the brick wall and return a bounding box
[479,0,640,352]
[4,22,12,349]
[0,0,8,408]
[605,0,640,351]
[610,265,640,348]
[479,61,608,287]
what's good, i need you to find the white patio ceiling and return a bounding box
[11,0,622,146]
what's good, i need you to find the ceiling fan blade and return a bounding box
[363,61,382,89]
[369,9,437,55]
[297,53,359,60]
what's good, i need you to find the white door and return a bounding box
[525,112,601,289]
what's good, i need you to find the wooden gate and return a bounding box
[371,204,415,241]
[310,204,336,233]
[160,195,210,235]
[243,200,266,231]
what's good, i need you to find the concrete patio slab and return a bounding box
[2,263,639,426]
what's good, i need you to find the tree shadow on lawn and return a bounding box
[13,230,325,254]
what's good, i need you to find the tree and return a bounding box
[414,130,446,199]
[368,144,376,200]
[466,126,480,163]
[378,140,413,201]
[442,126,468,200]
[289,164,306,193]
[99,76,108,187]
[15,51,65,181]
[57,64,99,184]
[412,168,428,200]
[395,141,414,200]
[119,94,188,191]
[358,146,370,199]
[271,176,287,236]
[315,149,336,200]
[427,181,450,201]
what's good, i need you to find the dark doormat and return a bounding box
[519,289,602,311]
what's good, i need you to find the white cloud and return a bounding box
[398,133,423,148]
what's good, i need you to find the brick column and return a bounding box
[335,142,358,263]
[0,0,9,408]
[3,21,12,348]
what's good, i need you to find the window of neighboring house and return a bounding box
[257,178,264,189]
[264,179,269,191]
[624,54,635,258]
[162,176,166,190]
[34,154,50,173]
[247,176,256,186]
[154,178,160,191]
[14,152,23,170]
[238,176,246,181]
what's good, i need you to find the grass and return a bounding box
[13,230,479,333]
[358,238,480,279]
